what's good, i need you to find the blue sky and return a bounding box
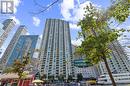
[0,0,130,57]
[0,0,112,36]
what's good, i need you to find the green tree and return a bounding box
[68,75,73,82]
[77,73,83,82]
[3,67,14,73]
[76,0,130,86]
[40,74,47,80]
[4,52,31,79]
[58,74,64,82]
[48,75,55,82]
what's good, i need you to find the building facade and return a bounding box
[39,19,74,79]
[0,26,27,69]
[0,19,15,48]
[72,44,99,79]
[119,31,130,58]
[32,36,42,71]
[75,65,99,79]
[6,35,39,66]
[0,23,4,37]
[98,40,130,75]
[74,59,99,79]
[74,59,89,67]
[98,73,130,84]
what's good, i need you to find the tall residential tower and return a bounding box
[98,40,130,74]
[39,19,74,79]
[0,26,27,69]
[0,19,15,48]
[0,23,4,37]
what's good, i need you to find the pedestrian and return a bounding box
[77,82,80,86]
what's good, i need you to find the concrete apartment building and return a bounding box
[39,19,74,79]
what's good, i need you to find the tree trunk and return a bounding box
[102,53,116,86]
[90,28,116,86]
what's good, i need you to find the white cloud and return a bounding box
[60,0,98,32]
[60,0,74,20]
[127,26,130,29]
[72,1,91,22]
[69,23,81,30]
[26,32,30,35]
[33,17,40,26]
[10,16,20,25]
[13,0,21,13]
[71,38,83,46]
[60,0,92,22]
[39,34,42,39]
[76,0,80,5]
[13,0,21,6]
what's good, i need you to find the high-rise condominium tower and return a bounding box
[6,35,39,66]
[39,19,74,79]
[0,19,16,48]
[0,23,4,37]
[0,26,27,69]
[81,27,130,78]
[98,40,130,74]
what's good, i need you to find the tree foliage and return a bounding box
[58,74,64,81]
[40,74,47,80]
[76,0,130,64]
[110,0,130,23]
[68,75,73,82]
[3,67,14,73]
[48,75,55,82]
[4,53,31,79]
[77,73,83,81]
[76,0,130,85]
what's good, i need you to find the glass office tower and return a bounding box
[6,35,39,66]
